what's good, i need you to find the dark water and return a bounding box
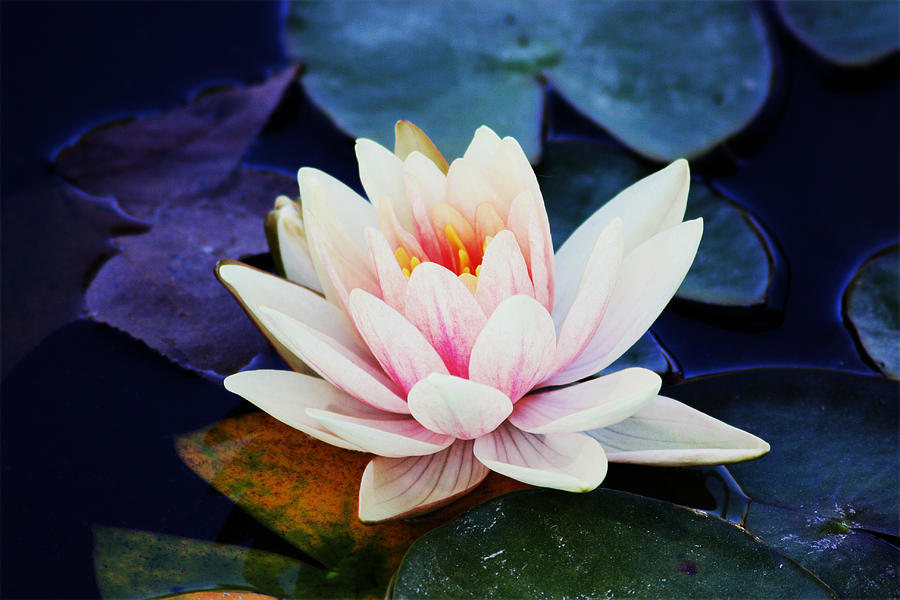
[1,1,897,597]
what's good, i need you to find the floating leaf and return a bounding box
[175,412,528,592]
[55,68,299,374]
[539,139,776,307]
[776,1,900,67]
[1,180,142,377]
[667,368,899,598]
[285,1,773,161]
[392,489,834,599]
[843,245,899,378]
[94,526,318,599]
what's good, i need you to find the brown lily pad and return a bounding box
[54,67,300,374]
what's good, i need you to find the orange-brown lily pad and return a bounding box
[175,411,528,584]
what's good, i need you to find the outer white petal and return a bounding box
[510,368,661,434]
[548,218,703,386]
[407,374,513,440]
[224,369,380,451]
[269,197,322,292]
[358,441,488,522]
[217,261,366,375]
[462,125,503,168]
[356,138,413,231]
[554,159,690,320]
[256,306,410,414]
[307,408,453,458]
[588,395,771,465]
[473,424,608,492]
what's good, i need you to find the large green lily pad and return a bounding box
[94,526,325,598]
[392,489,834,599]
[285,1,773,161]
[667,368,899,598]
[538,140,776,308]
[843,245,900,378]
[776,1,900,67]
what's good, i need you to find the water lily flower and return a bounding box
[218,122,769,522]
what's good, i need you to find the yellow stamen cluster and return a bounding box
[394,247,422,278]
[394,223,489,293]
[444,225,472,275]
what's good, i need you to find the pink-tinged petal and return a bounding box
[547,219,703,386]
[408,181,450,266]
[468,295,556,402]
[589,395,770,466]
[256,306,410,414]
[510,368,661,434]
[527,193,555,312]
[407,374,513,440]
[473,424,607,492]
[462,125,502,168]
[372,188,430,264]
[365,228,408,313]
[348,289,449,393]
[403,151,446,211]
[446,157,504,222]
[553,159,690,319]
[224,369,382,451]
[405,262,487,377]
[307,408,453,458]
[216,261,366,375]
[474,202,505,242]
[297,166,379,255]
[547,218,623,377]
[358,441,488,522]
[306,214,381,312]
[356,138,412,231]
[394,120,449,174]
[474,230,534,316]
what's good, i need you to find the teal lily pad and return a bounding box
[776,1,900,67]
[538,139,776,307]
[844,245,900,378]
[93,526,328,598]
[666,368,900,598]
[285,1,773,161]
[392,489,834,599]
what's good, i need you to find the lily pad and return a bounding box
[94,526,315,598]
[538,139,777,308]
[285,1,773,161]
[843,245,900,378]
[776,1,900,67]
[392,489,834,599]
[175,411,528,592]
[55,68,299,374]
[667,368,900,598]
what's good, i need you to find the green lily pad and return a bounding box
[667,368,900,598]
[776,1,900,67]
[285,1,773,162]
[538,140,776,307]
[93,526,327,598]
[392,489,834,599]
[844,245,900,378]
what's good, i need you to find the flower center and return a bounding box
[394,223,489,293]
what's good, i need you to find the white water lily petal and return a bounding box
[306,213,381,312]
[269,197,322,292]
[553,159,689,319]
[548,218,703,386]
[548,217,624,377]
[356,138,413,231]
[403,151,447,211]
[510,368,661,434]
[405,262,487,378]
[474,229,534,316]
[224,369,379,451]
[358,441,488,522]
[407,374,512,440]
[365,228,409,314]
[446,157,504,223]
[589,395,771,465]
[348,289,448,393]
[298,166,378,256]
[462,125,502,168]
[217,261,366,359]
[473,424,608,492]
[469,295,557,402]
[308,408,454,458]
[257,306,410,414]
[487,136,542,215]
